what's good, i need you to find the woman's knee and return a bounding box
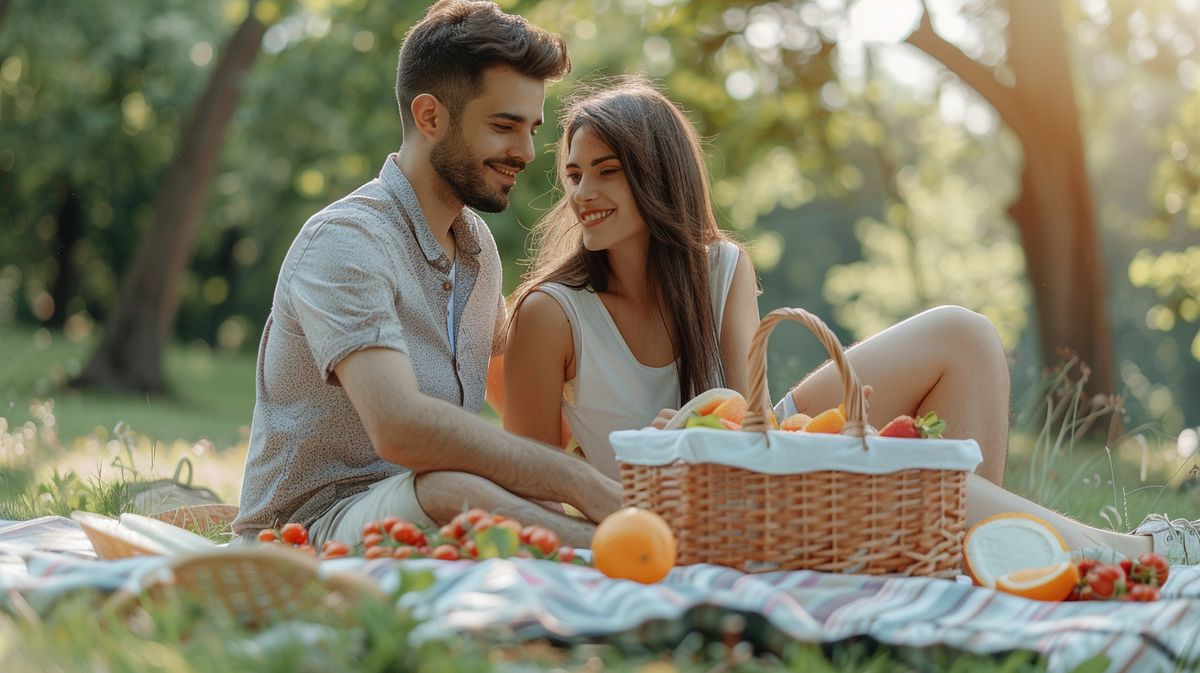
[919,305,1003,361]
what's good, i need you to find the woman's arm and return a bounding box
[719,247,761,398]
[503,291,574,448]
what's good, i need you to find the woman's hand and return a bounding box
[649,408,677,429]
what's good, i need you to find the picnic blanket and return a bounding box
[3,516,1200,672]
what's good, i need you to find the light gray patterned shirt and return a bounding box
[233,155,506,534]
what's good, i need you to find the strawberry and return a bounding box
[879,411,946,439]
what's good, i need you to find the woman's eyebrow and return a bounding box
[564,155,618,170]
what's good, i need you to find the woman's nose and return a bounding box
[572,175,597,202]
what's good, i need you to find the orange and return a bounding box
[591,507,677,584]
[995,561,1079,602]
[962,512,1069,588]
[780,413,812,432]
[711,396,747,425]
[804,407,845,434]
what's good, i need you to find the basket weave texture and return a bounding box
[619,307,970,577]
[105,545,384,628]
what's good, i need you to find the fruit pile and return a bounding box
[677,388,948,439]
[256,509,580,564]
[1068,554,1169,601]
[964,512,1169,602]
[257,522,349,559]
[684,394,746,430]
[780,407,945,437]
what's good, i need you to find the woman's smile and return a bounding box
[579,208,614,226]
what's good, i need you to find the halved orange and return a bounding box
[962,512,1069,587]
[995,561,1080,602]
[804,407,845,434]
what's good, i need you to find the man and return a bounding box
[233,0,620,548]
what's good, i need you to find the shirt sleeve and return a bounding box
[282,219,409,384]
[491,292,508,357]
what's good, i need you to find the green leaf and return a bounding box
[917,411,946,439]
[474,525,520,559]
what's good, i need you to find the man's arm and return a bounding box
[335,347,621,523]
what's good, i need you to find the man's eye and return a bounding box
[492,124,512,132]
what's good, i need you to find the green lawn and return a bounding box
[0,326,255,448]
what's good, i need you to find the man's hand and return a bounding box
[649,408,677,429]
[574,474,622,523]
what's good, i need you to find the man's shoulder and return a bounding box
[276,184,411,288]
[309,180,402,236]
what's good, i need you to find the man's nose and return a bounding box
[510,132,535,165]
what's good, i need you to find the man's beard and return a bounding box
[430,126,522,213]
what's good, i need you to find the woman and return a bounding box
[501,77,1197,564]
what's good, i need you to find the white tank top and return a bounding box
[535,240,741,479]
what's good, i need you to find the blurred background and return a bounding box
[2,0,1200,463]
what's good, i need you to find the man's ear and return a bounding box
[410,93,449,141]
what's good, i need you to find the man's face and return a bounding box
[430,66,546,213]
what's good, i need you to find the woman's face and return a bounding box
[564,125,650,255]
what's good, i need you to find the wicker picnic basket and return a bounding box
[104,545,385,628]
[612,307,982,577]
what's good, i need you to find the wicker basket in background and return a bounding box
[618,307,973,578]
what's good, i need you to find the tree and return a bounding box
[79,1,267,392]
[567,0,1116,392]
[907,1,1114,393]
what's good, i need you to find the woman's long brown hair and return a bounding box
[509,77,736,404]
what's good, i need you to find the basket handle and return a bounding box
[742,308,869,443]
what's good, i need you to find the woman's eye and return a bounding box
[565,173,581,184]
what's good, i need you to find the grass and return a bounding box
[0,326,255,448]
[1,324,1198,672]
[0,587,1056,673]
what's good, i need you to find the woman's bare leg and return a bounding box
[966,473,1151,557]
[416,470,596,548]
[787,305,1011,485]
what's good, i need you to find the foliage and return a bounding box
[4,1,1200,422]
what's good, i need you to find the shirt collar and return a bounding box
[380,154,484,270]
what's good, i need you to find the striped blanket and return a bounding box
[356,557,1200,673]
[3,516,1199,672]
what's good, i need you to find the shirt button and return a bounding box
[442,281,452,292]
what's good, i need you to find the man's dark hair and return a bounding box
[395,0,570,131]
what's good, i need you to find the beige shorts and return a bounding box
[307,472,436,547]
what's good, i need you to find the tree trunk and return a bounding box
[48,179,84,328]
[78,4,265,393]
[908,1,1115,394]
